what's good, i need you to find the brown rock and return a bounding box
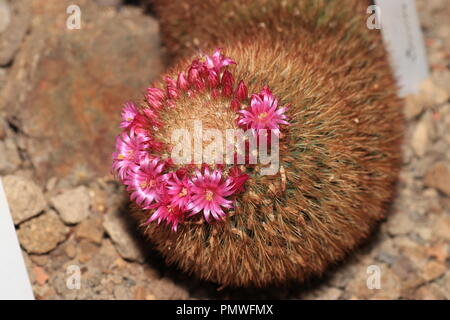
[424,162,450,196]
[0,0,11,33]
[103,210,145,263]
[386,212,414,236]
[440,272,450,299]
[17,210,69,254]
[426,242,448,262]
[312,287,342,300]
[64,244,77,259]
[30,254,49,267]
[415,284,447,300]
[0,0,163,183]
[0,0,30,66]
[433,216,450,241]
[0,139,22,174]
[134,287,148,300]
[75,216,104,244]
[113,286,131,300]
[423,261,447,282]
[33,266,49,286]
[78,240,100,263]
[419,77,450,107]
[404,95,424,120]
[3,175,47,225]
[149,277,190,300]
[411,113,432,157]
[50,186,91,224]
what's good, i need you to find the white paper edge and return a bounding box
[0,178,35,300]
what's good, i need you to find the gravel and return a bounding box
[0,0,449,300]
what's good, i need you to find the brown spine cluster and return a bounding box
[133,0,404,287]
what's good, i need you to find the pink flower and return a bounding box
[146,88,165,109]
[112,131,149,181]
[205,49,236,73]
[237,87,289,135]
[126,107,163,137]
[120,102,138,130]
[235,80,248,101]
[206,69,219,88]
[165,76,179,99]
[124,156,166,208]
[221,70,234,97]
[228,166,249,194]
[187,167,235,222]
[176,72,189,91]
[147,201,185,232]
[166,172,192,209]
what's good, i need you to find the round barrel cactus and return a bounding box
[112,0,403,287]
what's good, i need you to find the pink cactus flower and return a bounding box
[165,76,179,99]
[187,167,235,222]
[237,87,289,135]
[235,80,248,101]
[228,166,249,194]
[124,156,166,208]
[120,102,138,130]
[221,70,234,97]
[176,72,189,91]
[147,201,184,232]
[112,131,149,181]
[146,87,165,109]
[166,172,192,209]
[205,49,236,73]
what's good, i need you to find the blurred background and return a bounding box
[0,0,449,299]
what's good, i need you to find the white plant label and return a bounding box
[374,0,429,96]
[0,178,34,300]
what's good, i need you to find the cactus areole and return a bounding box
[112,0,404,287]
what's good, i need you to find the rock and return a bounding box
[411,113,432,157]
[113,286,131,300]
[30,254,49,267]
[386,212,415,236]
[415,284,447,300]
[0,67,6,89]
[133,287,148,300]
[78,240,100,263]
[440,272,450,299]
[103,210,145,263]
[423,261,447,282]
[314,287,342,300]
[0,0,30,66]
[2,175,47,225]
[33,266,49,286]
[419,78,450,106]
[75,217,104,244]
[17,210,69,254]
[0,138,22,174]
[397,240,429,270]
[0,0,163,183]
[424,162,450,196]
[50,186,91,224]
[370,270,401,300]
[96,0,122,7]
[426,242,448,262]
[404,95,424,120]
[0,0,11,33]
[64,243,77,259]
[149,277,190,300]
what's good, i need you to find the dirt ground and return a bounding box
[0,0,449,299]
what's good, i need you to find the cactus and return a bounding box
[112,0,404,287]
